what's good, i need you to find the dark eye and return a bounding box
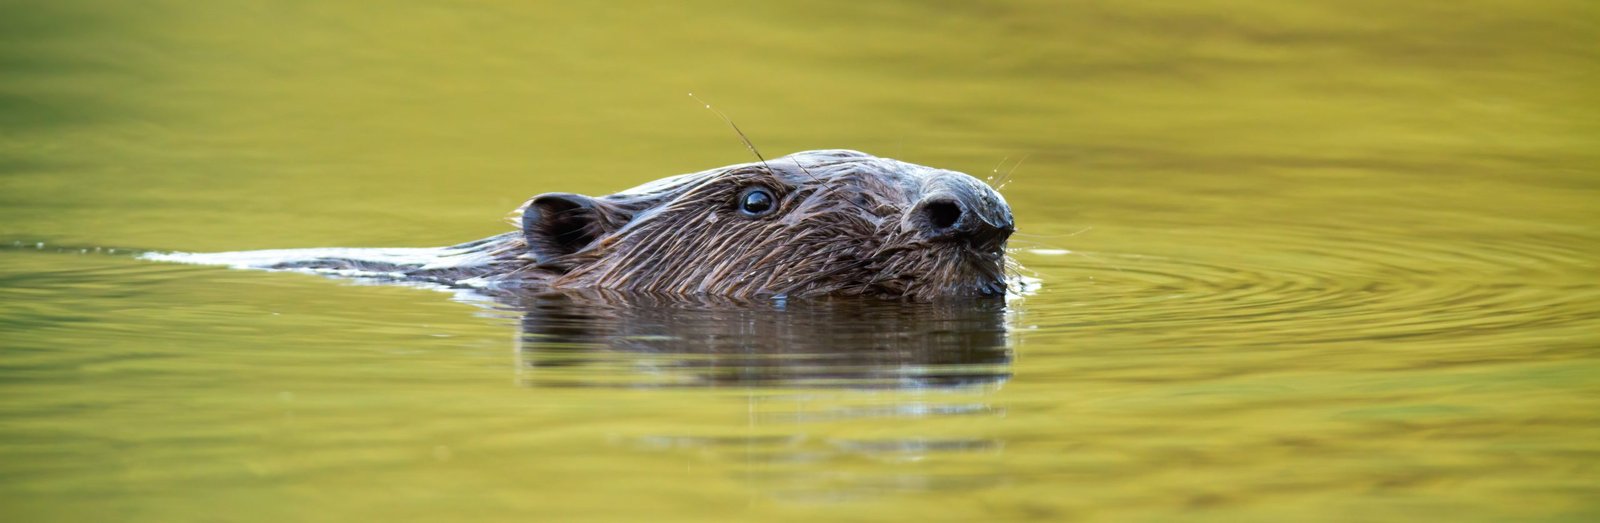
[738,187,776,216]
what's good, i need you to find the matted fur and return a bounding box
[216,150,1015,300]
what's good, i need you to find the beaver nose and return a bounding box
[911,194,1015,252]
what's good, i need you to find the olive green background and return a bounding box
[2,1,1597,521]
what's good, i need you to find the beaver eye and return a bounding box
[737,187,776,217]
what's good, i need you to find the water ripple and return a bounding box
[1022,225,1599,346]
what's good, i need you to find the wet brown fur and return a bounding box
[280,150,1013,300]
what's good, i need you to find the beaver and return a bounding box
[148,150,1016,300]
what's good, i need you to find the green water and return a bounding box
[3,1,1598,521]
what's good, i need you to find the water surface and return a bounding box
[2,1,1598,521]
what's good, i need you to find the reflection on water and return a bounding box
[629,431,1008,503]
[505,290,1016,500]
[509,291,1013,388]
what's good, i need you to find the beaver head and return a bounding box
[511,150,1015,300]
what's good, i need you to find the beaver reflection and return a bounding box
[502,290,1013,388]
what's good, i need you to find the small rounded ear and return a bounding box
[521,193,605,268]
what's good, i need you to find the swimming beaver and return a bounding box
[150,150,1016,300]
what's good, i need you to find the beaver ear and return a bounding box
[520,193,610,268]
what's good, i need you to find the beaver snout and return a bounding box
[908,185,1015,253]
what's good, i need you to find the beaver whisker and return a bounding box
[688,92,783,184]
[984,155,1012,190]
[689,103,878,220]
[1007,227,1092,244]
[991,153,1029,192]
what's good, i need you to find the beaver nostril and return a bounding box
[923,199,963,231]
